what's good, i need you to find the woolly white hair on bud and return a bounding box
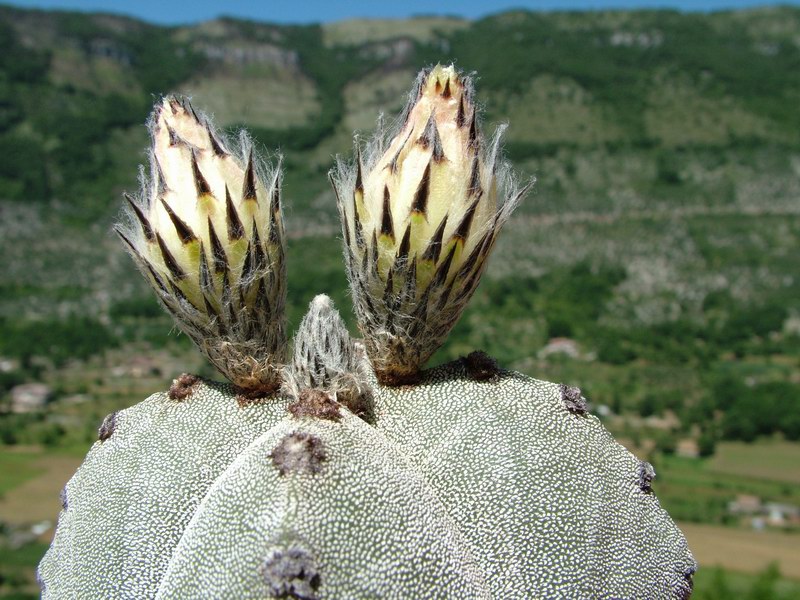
[284,295,373,419]
[330,65,534,384]
[116,96,287,395]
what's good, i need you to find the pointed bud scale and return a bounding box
[117,96,287,395]
[331,64,533,384]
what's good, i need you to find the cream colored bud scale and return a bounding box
[116,96,286,394]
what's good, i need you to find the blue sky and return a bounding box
[4,0,799,24]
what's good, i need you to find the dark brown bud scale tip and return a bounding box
[383,268,394,299]
[456,95,467,127]
[380,186,394,239]
[400,257,417,298]
[167,96,182,115]
[225,186,245,240]
[451,198,479,243]
[156,233,187,280]
[411,162,431,216]
[207,218,228,273]
[152,155,168,195]
[186,100,201,123]
[168,279,202,313]
[168,373,200,401]
[387,129,413,173]
[190,150,213,197]
[422,216,448,263]
[430,244,457,289]
[468,110,479,149]
[206,123,228,157]
[160,199,196,244]
[442,78,452,98]
[242,151,258,202]
[125,193,155,241]
[271,181,281,214]
[355,150,364,193]
[199,243,213,290]
[288,389,342,422]
[166,123,183,147]
[146,263,169,294]
[369,231,379,272]
[252,221,268,271]
[114,227,145,263]
[468,155,482,197]
[241,241,255,281]
[396,224,412,263]
[269,207,282,245]
[456,230,490,280]
[203,294,222,327]
[418,113,446,163]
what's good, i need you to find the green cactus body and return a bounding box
[157,411,489,599]
[373,363,695,598]
[39,382,289,598]
[40,358,695,599]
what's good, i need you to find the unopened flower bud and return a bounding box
[331,65,532,384]
[116,96,286,394]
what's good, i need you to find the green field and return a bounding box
[0,451,44,497]
[708,441,800,484]
[631,444,800,526]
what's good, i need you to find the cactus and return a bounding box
[40,66,696,599]
[40,307,695,599]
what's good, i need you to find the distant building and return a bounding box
[0,357,19,373]
[538,338,581,359]
[728,494,762,515]
[10,383,52,413]
[764,502,800,527]
[676,439,699,459]
[727,495,800,530]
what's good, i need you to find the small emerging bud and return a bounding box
[331,65,532,384]
[116,96,287,395]
[283,295,372,419]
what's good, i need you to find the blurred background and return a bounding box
[0,0,798,597]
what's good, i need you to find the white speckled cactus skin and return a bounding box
[40,347,695,599]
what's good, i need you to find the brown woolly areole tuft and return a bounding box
[97,411,118,442]
[463,350,500,382]
[288,389,343,422]
[168,373,201,400]
[330,65,533,385]
[270,431,328,476]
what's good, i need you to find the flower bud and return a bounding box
[116,96,286,394]
[331,65,532,384]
